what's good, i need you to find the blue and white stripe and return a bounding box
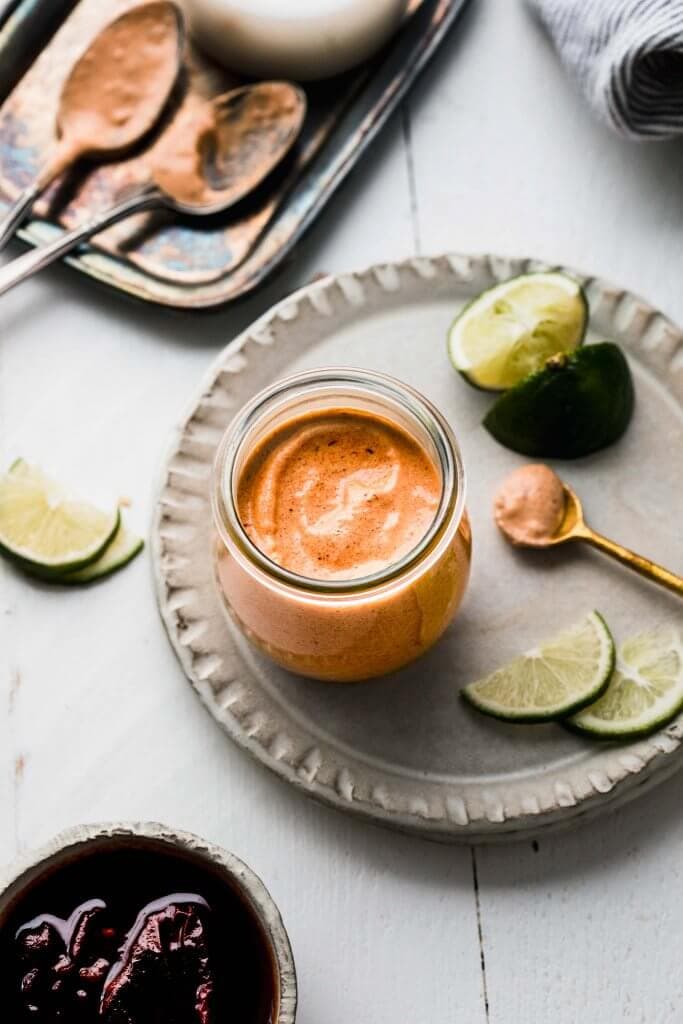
[528,0,683,139]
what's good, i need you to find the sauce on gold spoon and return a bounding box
[494,464,683,597]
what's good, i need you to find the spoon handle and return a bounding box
[0,180,44,251]
[0,140,84,252]
[0,184,163,298]
[582,528,683,598]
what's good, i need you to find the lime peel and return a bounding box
[0,460,120,574]
[483,342,635,459]
[59,520,143,584]
[448,271,588,392]
[462,611,615,723]
[568,627,683,739]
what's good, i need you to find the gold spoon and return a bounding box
[0,1,184,251]
[0,81,307,298]
[494,464,683,598]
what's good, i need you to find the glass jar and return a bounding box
[212,368,471,682]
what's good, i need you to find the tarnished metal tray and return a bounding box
[0,0,470,310]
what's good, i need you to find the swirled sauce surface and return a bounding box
[236,409,441,580]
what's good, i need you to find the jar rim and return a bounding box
[211,367,466,595]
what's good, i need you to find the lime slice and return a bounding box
[462,611,614,722]
[0,460,120,574]
[568,627,683,738]
[448,271,587,391]
[59,520,143,584]
[484,342,634,458]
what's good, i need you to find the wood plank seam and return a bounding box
[401,103,422,255]
[470,847,490,1022]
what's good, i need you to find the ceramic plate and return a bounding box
[153,253,683,842]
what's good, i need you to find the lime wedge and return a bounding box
[0,460,120,574]
[568,628,683,738]
[462,611,614,722]
[484,342,634,458]
[60,520,143,584]
[448,271,587,391]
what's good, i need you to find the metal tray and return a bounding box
[0,0,470,310]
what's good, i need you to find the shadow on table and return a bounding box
[236,745,476,890]
[0,230,304,353]
[233,744,683,901]
[474,766,683,886]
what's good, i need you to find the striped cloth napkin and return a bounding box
[528,0,683,139]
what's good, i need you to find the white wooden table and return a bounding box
[3,2,683,1020]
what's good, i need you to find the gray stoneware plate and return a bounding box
[153,252,683,842]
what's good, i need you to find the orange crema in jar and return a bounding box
[212,369,471,682]
[236,409,441,580]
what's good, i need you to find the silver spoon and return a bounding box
[0,2,184,252]
[0,81,306,297]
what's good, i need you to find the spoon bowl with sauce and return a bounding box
[0,81,307,298]
[151,81,307,212]
[494,464,683,598]
[0,2,185,251]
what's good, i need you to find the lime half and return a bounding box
[484,342,634,458]
[0,460,119,574]
[568,627,683,739]
[448,271,587,391]
[462,611,614,722]
[60,520,143,584]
